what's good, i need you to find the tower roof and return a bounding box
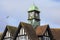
[28,4,40,12]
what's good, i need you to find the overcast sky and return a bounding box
[0,0,60,32]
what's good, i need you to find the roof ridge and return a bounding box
[6,25,18,36]
[6,25,17,28]
[6,25,17,30]
[36,24,49,35]
[6,25,17,31]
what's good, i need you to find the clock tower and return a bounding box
[28,4,40,28]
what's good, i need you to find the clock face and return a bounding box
[30,12,34,16]
[29,13,33,19]
[36,13,38,17]
[30,13,33,16]
[35,13,39,19]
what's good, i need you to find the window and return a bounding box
[43,37,50,40]
[39,37,41,40]
[4,38,12,40]
[19,36,28,40]
[16,35,28,40]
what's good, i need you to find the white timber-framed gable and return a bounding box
[43,30,51,40]
[4,31,11,40]
[4,31,11,38]
[16,27,28,40]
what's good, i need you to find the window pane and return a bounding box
[16,35,28,40]
[4,38,11,40]
[43,36,50,40]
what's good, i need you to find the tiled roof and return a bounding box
[6,25,17,36]
[35,25,48,36]
[28,4,39,12]
[0,22,60,40]
[13,22,39,40]
[21,22,39,40]
[51,28,60,40]
[1,25,17,40]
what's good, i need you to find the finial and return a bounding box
[32,1,35,6]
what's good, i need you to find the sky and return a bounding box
[0,0,60,32]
